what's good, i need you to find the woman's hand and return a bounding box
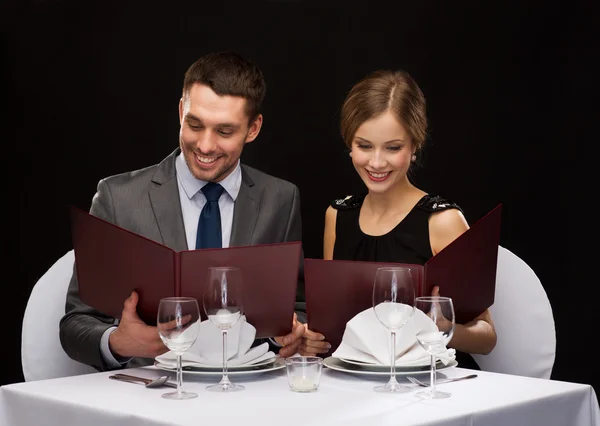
[427,286,453,333]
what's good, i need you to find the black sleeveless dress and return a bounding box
[331,193,480,370]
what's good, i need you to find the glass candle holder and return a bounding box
[285,356,323,392]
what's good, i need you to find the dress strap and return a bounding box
[416,194,463,214]
[330,194,365,210]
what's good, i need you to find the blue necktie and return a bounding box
[196,182,225,249]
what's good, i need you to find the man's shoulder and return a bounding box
[101,163,158,186]
[241,164,298,192]
[101,149,177,187]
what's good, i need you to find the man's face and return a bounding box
[179,83,262,182]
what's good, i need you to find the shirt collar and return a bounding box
[176,152,242,201]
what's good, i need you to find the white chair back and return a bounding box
[21,250,96,381]
[472,246,556,378]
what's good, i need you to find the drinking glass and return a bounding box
[203,266,244,392]
[157,297,201,400]
[415,296,455,399]
[372,267,415,393]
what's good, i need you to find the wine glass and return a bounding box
[372,267,415,393]
[203,266,244,392]
[414,296,455,399]
[157,297,201,400]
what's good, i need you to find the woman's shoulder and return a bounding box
[416,194,463,214]
[330,194,365,211]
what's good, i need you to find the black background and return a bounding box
[2,0,597,394]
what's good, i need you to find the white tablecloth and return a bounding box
[1,365,598,426]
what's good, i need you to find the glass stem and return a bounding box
[176,353,183,394]
[390,331,397,385]
[222,329,229,382]
[430,354,436,395]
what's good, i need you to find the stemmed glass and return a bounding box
[372,267,415,393]
[203,266,245,392]
[157,297,201,400]
[415,296,455,399]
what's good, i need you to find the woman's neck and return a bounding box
[364,180,423,217]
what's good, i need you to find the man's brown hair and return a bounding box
[183,52,266,121]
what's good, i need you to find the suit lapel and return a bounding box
[149,149,188,252]
[230,165,259,247]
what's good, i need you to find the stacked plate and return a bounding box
[323,356,458,376]
[154,356,285,376]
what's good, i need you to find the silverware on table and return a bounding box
[109,373,177,389]
[407,374,478,387]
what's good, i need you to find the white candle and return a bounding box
[291,376,318,392]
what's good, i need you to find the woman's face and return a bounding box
[350,110,414,194]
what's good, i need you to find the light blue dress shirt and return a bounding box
[174,152,241,250]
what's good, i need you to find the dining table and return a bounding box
[1,361,598,426]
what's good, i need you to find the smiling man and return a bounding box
[59,52,305,371]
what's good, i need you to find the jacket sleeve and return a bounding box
[59,179,120,371]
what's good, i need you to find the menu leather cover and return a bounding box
[69,206,301,338]
[305,204,502,352]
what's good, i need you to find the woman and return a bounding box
[301,70,496,369]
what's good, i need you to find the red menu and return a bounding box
[305,204,502,351]
[69,206,302,338]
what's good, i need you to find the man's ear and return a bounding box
[178,98,184,124]
[245,114,263,144]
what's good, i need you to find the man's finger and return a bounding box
[121,291,140,321]
[280,325,300,345]
[302,338,331,351]
[279,339,302,358]
[282,321,305,345]
[300,342,329,354]
[125,291,138,308]
[303,327,325,341]
[157,314,193,332]
[143,327,169,356]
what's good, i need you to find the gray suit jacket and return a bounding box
[59,148,303,370]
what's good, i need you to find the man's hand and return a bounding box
[274,313,305,358]
[299,326,331,356]
[108,291,168,359]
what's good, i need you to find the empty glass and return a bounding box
[157,297,201,400]
[372,267,415,393]
[203,266,245,392]
[415,296,455,399]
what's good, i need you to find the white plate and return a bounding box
[157,356,276,371]
[339,357,437,370]
[154,357,285,376]
[324,357,458,376]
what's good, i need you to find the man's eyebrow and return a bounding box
[185,114,202,123]
[185,115,239,129]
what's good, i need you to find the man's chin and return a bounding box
[192,170,219,182]
[192,165,231,183]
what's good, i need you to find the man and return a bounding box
[59,51,305,371]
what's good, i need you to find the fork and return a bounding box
[407,374,477,387]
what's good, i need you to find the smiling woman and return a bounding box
[299,70,497,370]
